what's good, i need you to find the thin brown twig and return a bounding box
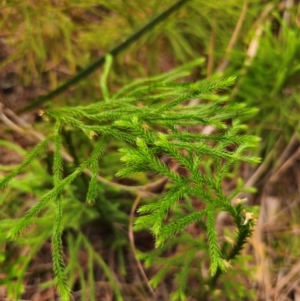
[272,132,299,170]
[275,259,300,300]
[231,3,274,98]
[269,146,300,184]
[282,0,294,24]
[128,194,156,299]
[0,104,25,133]
[217,0,249,73]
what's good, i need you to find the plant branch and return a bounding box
[0,105,156,197]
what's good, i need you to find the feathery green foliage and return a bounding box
[2,1,299,300]
[0,58,260,299]
[52,127,70,300]
[0,135,54,188]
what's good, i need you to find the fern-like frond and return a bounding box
[7,163,85,238]
[52,195,70,300]
[206,208,226,276]
[171,249,197,301]
[0,135,54,188]
[86,136,108,204]
[52,127,70,299]
[156,210,207,247]
[2,57,260,300]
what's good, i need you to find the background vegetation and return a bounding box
[0,0,299,300]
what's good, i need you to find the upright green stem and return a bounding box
[208,222,254,289]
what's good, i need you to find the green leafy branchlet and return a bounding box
[0,60,260,300]
[52,126,70,299]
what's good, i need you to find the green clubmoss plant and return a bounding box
[0,58,260,300]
